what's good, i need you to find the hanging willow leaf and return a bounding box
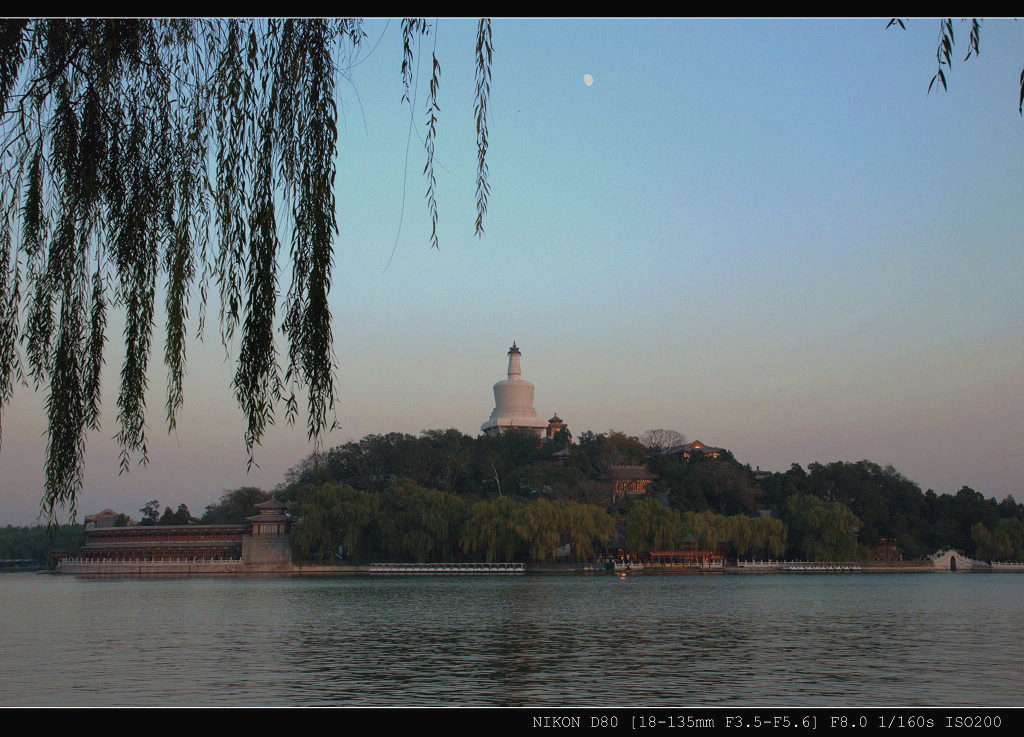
[964,18,981,61]
[888,18,1023,118]
[425,41,441,251]
[0,19,494,524]
[474,18,492,238]
[0,217,23,454]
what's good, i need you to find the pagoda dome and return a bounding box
[481,342,550,436]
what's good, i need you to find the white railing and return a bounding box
[737,559,861,571]
[737,559,790,567]
[368,562,525,575]
[783,563,862,572]
[58,557,242,567]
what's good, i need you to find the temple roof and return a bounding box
[610,465,656,480]
[85,524,248,535]
[254,498,287,511]
[245,513,294,523]
[548,413,563,423]
[84,509,118,520]
[663,440,725,456]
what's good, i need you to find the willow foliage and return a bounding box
[0,19,493,523]
[887,18,1024,114]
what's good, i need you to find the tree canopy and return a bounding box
[0,19,493,523]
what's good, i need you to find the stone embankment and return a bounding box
[57,558,292,576]
[735,555,1024,573]
[55,557,1024,577]
[991,562,1024,572]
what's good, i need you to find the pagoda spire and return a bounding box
[507,341,521,380]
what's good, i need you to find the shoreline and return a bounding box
[48,559,1024,578]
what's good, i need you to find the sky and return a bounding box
[2,18,1023,526]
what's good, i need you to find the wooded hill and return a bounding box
[6,427,1020,563]
[266,428,1024,562]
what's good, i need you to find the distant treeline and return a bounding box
[758,460,1024,560]
[0,523,84,562]
[7,428,1022,563]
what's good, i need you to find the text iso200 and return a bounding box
[947,716,1002,729]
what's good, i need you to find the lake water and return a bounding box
[1,572,1021,707]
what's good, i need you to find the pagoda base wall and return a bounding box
[242,535,293,565]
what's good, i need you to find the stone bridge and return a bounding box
[929,549,991,572]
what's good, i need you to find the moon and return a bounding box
[583,73,593,87]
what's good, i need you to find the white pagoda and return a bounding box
[481,342,550,436]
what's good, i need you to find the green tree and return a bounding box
[561,502,615,562]
[1000,518,1024,561]
[419,429,475,495]
[706,461,759,516]
[0,18,494,523]
[512,498,565,562]
[750,515,787,559]
[510,463,584,499]
[158,506,176,526]
[603,431,647,466]
[174,503,193,525]
[685,510,732,552]
[0,522,84,560]
[473,432,514,496]
[290,482,380,563]
[971,522,1000,561]
[626,496,686,555]
[155,503,195,526]
[139,499,160,526]
[376,478,468,561]
[727,514,753,558]
[462,496,525,562]
[784,494,862,561]
[201,486,270,524]
[972,518,1024,562]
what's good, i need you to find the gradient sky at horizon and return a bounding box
[2,18,1022,525]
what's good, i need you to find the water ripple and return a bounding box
[1,573,1022,706]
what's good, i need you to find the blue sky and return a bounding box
[2,18,1022,524]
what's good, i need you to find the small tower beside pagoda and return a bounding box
[241,498,295,566]
[544,413,569,442]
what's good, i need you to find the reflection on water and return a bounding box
[1,573,1021,706]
